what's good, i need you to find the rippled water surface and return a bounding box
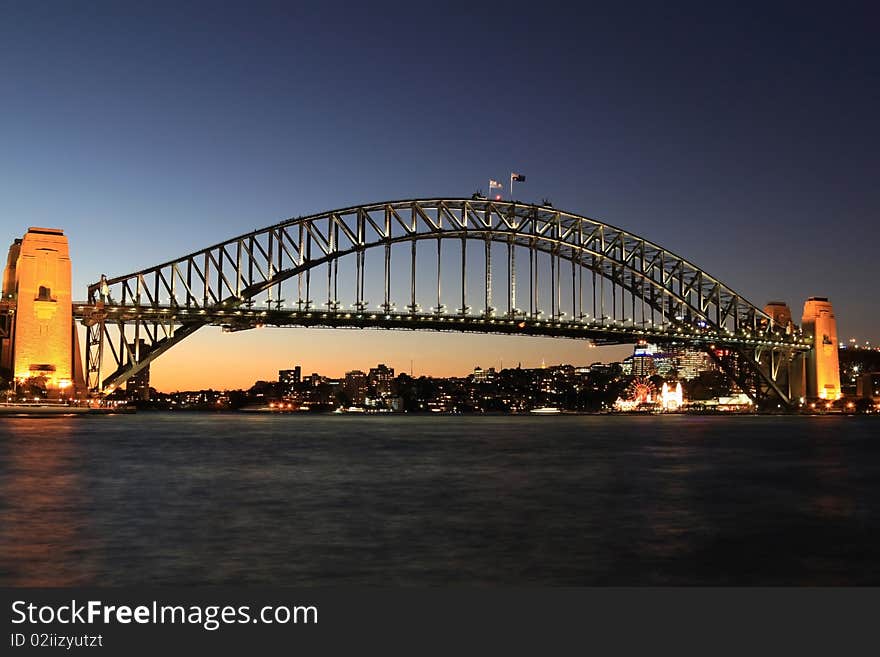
[1,413,878,585]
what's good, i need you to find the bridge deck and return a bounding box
[72,303,811,352]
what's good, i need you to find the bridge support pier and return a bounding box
[2,228,84,398]
[801,297,841,401]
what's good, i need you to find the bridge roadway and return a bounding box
[72,302,812,352]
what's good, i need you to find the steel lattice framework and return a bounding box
[76,198,810,406]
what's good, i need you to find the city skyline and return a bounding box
[141,338,880,396]
[3,3,878,392]
[142,326,634,392]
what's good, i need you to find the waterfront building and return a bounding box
[660,381,684,411]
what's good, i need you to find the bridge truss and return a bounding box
[76,198,809,406]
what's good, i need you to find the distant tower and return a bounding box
[2,228,81,395]
[801,297,841,400]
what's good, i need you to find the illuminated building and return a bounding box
[1,228,83,395]
[801,297,841,400]
[652,352,675,377]
[472,366,496,383]
[368,363,395,395]
[344,370,368,404]
[621,343,714,380]
[633,343,657,373]
[622,343,657,377]
[672,348,715,380]
[660,381,684,411]
[279,366,302,396]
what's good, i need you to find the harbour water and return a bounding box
[1,414,878,586]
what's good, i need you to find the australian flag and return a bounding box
[511,173,526,182]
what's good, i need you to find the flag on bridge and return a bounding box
[511,173,525,182]
[489,180,503,189]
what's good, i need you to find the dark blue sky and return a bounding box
[1,2,878,384]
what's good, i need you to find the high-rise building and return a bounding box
[368,363,394,395]
[670,347,715,380]
[279,366,302,396]
[344,370,368,404]
[801,297,841,400]
[623,343,657,377]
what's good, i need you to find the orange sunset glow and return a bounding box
[141,327,630,392]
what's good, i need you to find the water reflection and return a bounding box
[0,414,878,585]
[0,418,98,585]
[809,439,855,520]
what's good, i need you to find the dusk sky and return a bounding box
[2,2,877,391]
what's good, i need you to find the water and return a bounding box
[0,413,878,586]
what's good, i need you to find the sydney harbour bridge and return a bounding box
[57,198,812,408]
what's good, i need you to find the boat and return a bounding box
[530,407,562,414]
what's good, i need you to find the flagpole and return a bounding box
[510,173,513,200]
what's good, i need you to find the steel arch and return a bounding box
[78,198,808,404]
